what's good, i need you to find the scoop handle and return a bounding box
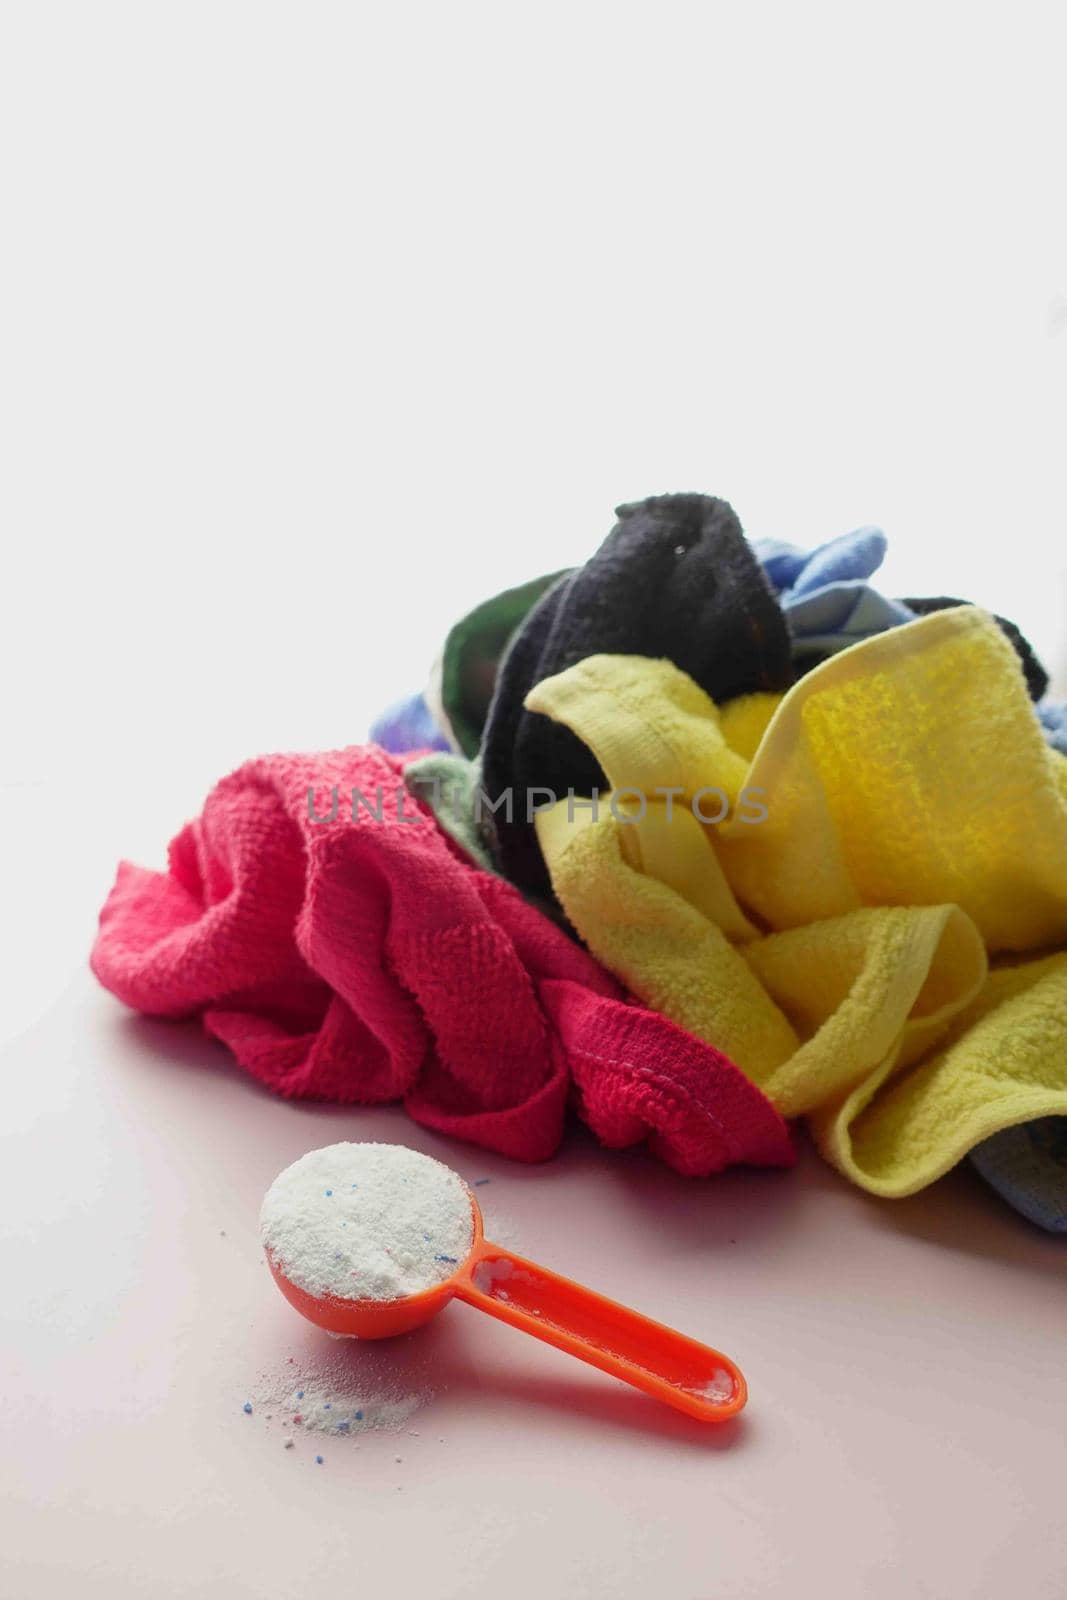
[453,1240,746,1421]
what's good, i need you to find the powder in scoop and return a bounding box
[260,1142,474,1301]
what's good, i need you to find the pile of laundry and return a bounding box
[92,495,1067,1231]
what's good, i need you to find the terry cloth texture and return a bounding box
[901,595,1049,702]
[370,530,1056,765]
[527,607,1067,1198]
[90,744,793,1176]
[369,692,451,756]
[969,1118,1067,1233]
[479,494,795,897]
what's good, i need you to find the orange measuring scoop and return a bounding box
[266,1175,746,1423]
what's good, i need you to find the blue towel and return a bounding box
[759,524,888,594]
[369,692,451,755]
[969,1119,1067,1233]
[753,528,915,661]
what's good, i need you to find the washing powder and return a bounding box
[244,1340,436,1452]
[260,1143,474,1302]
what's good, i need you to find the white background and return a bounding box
[4,4,1065,1040]
[2,5,1066,1042]
[2,11,1066,1597]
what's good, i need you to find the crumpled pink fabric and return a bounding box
[91,745,794,1175]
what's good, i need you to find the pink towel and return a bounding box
[91,745,793,1175]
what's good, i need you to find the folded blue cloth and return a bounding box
[369,692,451,755]
[787,582,916,660]
[754,527,915,661]
[755,536,815,593]
[758,525,889,594]
[969,1119,1067,1233]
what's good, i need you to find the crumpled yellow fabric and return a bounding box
[528,607,1067,1196]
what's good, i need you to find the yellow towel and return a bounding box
[528,608,1067,1196]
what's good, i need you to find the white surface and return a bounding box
[1,7,1065,1595]
[2,976,1065,1600]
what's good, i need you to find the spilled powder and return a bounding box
[265,1378,421,1436]
[260,1142,473,1301]
[248,1343,434,1443]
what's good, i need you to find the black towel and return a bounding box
[479,493,794,897]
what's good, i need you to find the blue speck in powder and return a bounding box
[354,1410,363,1421]
[296,1391,304,1400]
[324,1189,333,1197]
[242,1402,253,1414]
[324,1403,331,1410]
[316,1455,324,1465]
[337,1420,350,1433]
[435,1254,458,1264]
